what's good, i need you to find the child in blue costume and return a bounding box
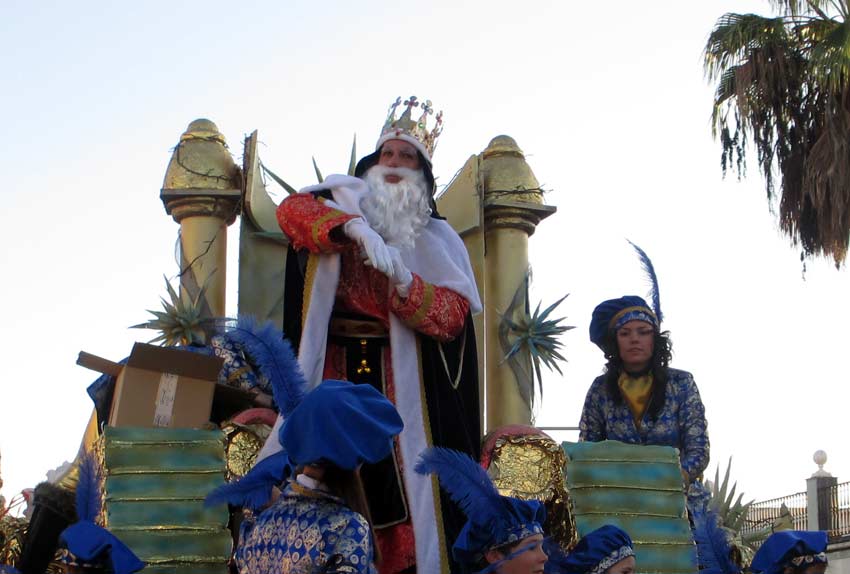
[235,379,403,574]
[750,531,828,574]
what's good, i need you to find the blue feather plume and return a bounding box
[692,507,741,574]
[75,452,102,523]
[226,315,306,417]
[205,450,290,511]
[414,447,503,525]
[628,240,663,323]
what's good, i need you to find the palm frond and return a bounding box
[704,1,850,264]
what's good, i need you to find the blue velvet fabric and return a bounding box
[546,525,634,574]
[235,482,377,574]
[452,498,545,568]
[589,296,657,349]
[751,531,828,574]
[579,368,709,483]
[281,379,403,470]
[58,521,145,574]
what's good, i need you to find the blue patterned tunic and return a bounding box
[235,482,377,574]
[578,368,709,482]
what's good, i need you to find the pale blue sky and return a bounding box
[2,0,845,509]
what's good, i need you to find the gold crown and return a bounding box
[380,95,443,159]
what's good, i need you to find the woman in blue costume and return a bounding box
[235,379,403,574]
[579,245,709,506]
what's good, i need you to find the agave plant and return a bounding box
[261,134,358,194]
[499,271,573,408]
[709,458,754,534]
[131,275,211,346]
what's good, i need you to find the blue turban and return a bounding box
[414,447,545,570]
[751,531,828,574]
[589,296,658,350]
[453,496,545,568]
[550,525,634,574]
[280,379,403,470]
[59,521,145,574]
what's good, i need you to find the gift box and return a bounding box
[79,343,223,429]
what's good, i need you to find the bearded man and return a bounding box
[258,97,481,574]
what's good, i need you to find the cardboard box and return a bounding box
[80,343,224,429]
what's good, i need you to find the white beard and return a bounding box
[361,165,432,249]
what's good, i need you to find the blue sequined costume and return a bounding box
[578,368,709,482]
[236,481,377,574]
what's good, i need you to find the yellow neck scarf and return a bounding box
[618,372,653,429]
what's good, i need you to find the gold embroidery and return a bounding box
[408,282,435,328]
[302,254,318,329]
[311,208,346,248]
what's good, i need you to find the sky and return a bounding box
[2,0,846,510]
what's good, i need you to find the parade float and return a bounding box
[0,113,761,573]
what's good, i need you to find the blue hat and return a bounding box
[549,525,634,574]
[751,531,828,574]
[281,379,403,470]
[589,295,658,349]
[58,454,145,574]
[415,447,545,569]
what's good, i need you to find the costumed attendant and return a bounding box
[415,447,547,574]
[264,95,482,573]
[234,379,403,574]
[55,455,145,574]
[579,243,709,506]
[750,531,828,574]
[545,525,635,574]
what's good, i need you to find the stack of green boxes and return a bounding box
[101,427,231,574]
[563,440,696,574]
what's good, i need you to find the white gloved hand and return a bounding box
[387,246,414,297]
[343,218,394,276]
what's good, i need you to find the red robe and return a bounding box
[278,192,475,574]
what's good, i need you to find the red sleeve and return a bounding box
[390,274,470,342]
[276,193,357,253]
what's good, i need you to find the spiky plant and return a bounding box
[131,275,211,346]
[499,271,573,407]
[261,134,358,195]
[704,0,850,265]
[709,458,754,534]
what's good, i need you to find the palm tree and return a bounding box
[704,0,850,266]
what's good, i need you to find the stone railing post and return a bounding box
[807,450,837,532]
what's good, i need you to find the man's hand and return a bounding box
[387,246,413,296]
[343,218,394,275]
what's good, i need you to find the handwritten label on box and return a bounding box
[153,372,178,427]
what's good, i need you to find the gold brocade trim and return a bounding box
[303,254,319,329]
[415,339,450,573]
[311,207,346,248]
[608,305,656,328]
[408,282,435,328]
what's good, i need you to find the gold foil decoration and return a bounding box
[223,423,269,481]
[0,515,27,567]
[487,433,575,549]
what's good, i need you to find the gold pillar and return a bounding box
[480,136,555,430]
[160,119,241,316]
